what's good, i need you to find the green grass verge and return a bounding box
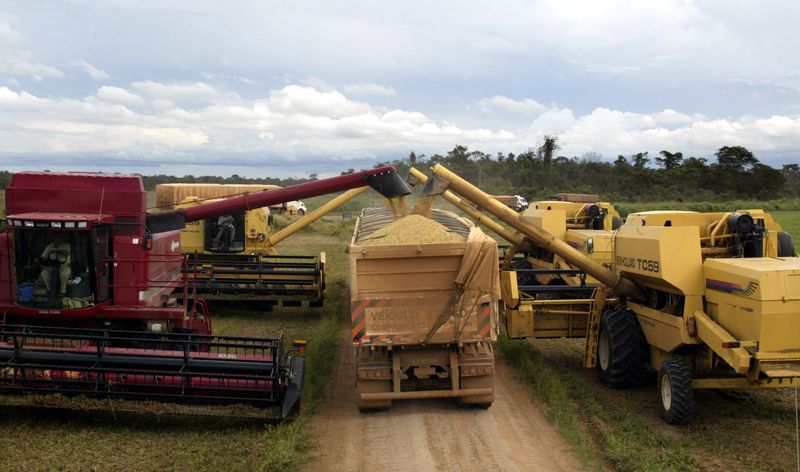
[498,336,700,472]
[616,199,800,216]
[257,311,342,471]
[255,230,351,471]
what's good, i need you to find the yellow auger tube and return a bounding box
[408,168,528,250]
[266,187,369,247]
[430,164,638,298]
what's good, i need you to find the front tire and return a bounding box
[658,358,693,425]
[597,309,648,388]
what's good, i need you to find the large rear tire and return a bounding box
[778,231,797,257]
[658,358,693,425]
[597,309,648,388]
[356,347,392,412]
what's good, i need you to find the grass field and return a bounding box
[773,210,800,246]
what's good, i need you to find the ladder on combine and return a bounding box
[583,287,610,368]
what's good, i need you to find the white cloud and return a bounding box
[96,86,145,106]
[0,20,63,81]
[344,82,396,97]
[0,83,516,168]
[581,63,640,74]
[529,107,577,133]
[201,72,260,85]
[70,59,109,80]
[0,86,46,108]
[1,79,797,175]
[0,53,63,81]
[479,95,550,114]
[531,107,800,162]
[0,20,21,48]
[131,80,223,101]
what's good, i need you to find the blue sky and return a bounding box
[0,0,798,177]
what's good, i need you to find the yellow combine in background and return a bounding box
[155,183,325,308]
[516,194,622,287]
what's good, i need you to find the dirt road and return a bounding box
[304,328,584,472]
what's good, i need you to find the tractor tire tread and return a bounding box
[659,358,693,425]
[598,309,648,388]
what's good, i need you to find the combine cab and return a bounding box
[0,167,410,418]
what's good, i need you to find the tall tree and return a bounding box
[715,146,759,170]
[631,152,650,169]
[656,150,683,169]
[537,134,560,165]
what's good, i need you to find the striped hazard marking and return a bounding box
[351,299,385,342]
[477,303,491,337]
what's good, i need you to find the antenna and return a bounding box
[98,187,105,221]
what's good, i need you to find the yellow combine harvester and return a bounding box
[514,195,621,287]
[422,164,800,425]
[155,183,368,308]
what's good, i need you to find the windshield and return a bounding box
[13,227,110,309]
[204,212,246,252]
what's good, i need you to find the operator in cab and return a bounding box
[213,214,235,249]
[39,232,72,297]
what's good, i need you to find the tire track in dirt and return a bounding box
[304,328,584,472]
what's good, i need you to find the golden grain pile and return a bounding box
[360,214,465,246]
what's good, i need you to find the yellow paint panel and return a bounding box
[615,225,704,295]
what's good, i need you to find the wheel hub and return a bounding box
[598,330,610,371]
[661,374,672,410]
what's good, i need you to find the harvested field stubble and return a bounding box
[359,214,465,246]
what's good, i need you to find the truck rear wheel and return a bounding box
[658,358,693,425]
[597,309,648,388]
[458,373,494,409]
[356,347,392,412]
[457,342,494,408]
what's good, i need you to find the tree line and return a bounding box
[377,139,800,202]
[0,139,797,202]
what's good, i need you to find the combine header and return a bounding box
[0,167,410,418]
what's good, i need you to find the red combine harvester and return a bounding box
[0,167,409,419]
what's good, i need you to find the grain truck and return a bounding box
[348,207,500,410]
